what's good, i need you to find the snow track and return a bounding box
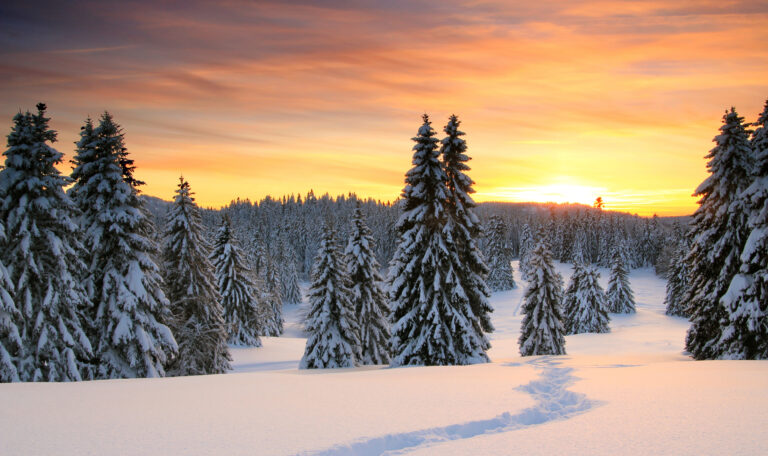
[301,356,598,456]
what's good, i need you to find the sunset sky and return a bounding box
[1,1,766,216]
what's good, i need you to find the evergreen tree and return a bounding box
[565,265,610,334]
[163,177,231,375]
[607,245,636,314]
[685,108,753,359]
[248,232,268,279]
[262,257,284,336]
[441,114,494,333]
[0,221,20,382]
[719,99,768,359]
[69,113,177,379]
[300,225,361,369]
[0,104,93,381]
[519,242,566,356]
[389,115,490,366]
[664,242,690,317]
[562,257,588,333]
[281,251,302,305]
[345,205,390,365]
[485,215,516,291]
[210,217,262,347]
[518,223,535,280]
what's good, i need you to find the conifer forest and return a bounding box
[1,98,767,454]
[3,0,768,452]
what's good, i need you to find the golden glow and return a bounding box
[3,1,768,216]
[479,179,605,206]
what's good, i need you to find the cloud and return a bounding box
[0,0,766,214]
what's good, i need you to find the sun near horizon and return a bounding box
[3,1,767,217]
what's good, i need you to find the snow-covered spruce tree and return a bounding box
[262,258,284,336]
[519,241,566,356]
[300,225,361,369]
[485,215,516,291]
[281,253,302,305]
[69,112,177,379]
[606,245,636,314]
[664,242,690,317]
[718,99,768,359]
[518,223,535,280]
[389,114,490,366]
[441,114,494,334]
[565,265,610,334]
[562,257,588,334]
[0,104,93,381]
[345,205,390,365]
[163,177,231,375]
[0,221,20,382]
[210,217,261,347]
[685,108,754,360]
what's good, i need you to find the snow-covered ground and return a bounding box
[2,263,767,455]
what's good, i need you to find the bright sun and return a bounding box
[478,180,605,207]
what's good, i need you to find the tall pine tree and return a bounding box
[300,225,361,369]
[281,258,302,305]
[0,104,93,381]
[519,241,567,356]
[262,256,284,336]
[664,242,690,317]
[389,115,490,366]
[69,113,177,379]
[485,215,516,291]
[0,221,19,382]
[565,265,610,335]
[718,99,768,359]
[345,205,390,365]
[518,223,535,280]
[562,257,588,333]
[163,177,231,375]
[441,114,494,334]
[210,217,262,347]
[685,108,753,359]
[606,245,635,314]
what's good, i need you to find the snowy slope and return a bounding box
[1,263,766,455]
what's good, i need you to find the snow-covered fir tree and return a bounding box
[518,223,535,280]
[685,108,754,360]
[718,99,768,359]
[210,217,262,347]
[0,221,19,382]
[485,215,516,291]
[262,258,284,336]
[441,114,494,334]
[389,115,491,366]
[562,256,588,333]
[281,257,302,305]
[248,232,268,279]
[300,225,361,369]
[606,245,636,314]
[519,241,566,356]
[69,112,177,379]
[565,265,610,334]
[664,242,690,318]
[276,229,302,306]
[163,177,231,375]
[0,104,93,381]
[345,205,390,365]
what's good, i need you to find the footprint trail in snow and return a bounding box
[300,356,600,456]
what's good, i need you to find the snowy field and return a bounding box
[1,262,767,455]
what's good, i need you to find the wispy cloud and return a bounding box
[49,45,136,55]
[0,0,765,214]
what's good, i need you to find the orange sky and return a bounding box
[1,0,767,216]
